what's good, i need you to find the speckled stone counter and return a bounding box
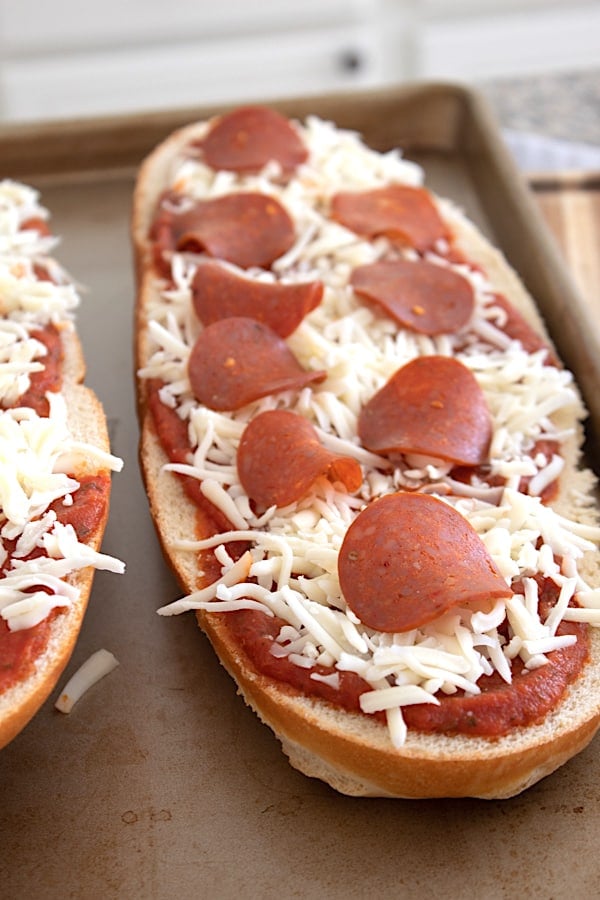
[479,68,600,145]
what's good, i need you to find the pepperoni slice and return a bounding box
[330,185,450,253]
[338,492,511,633]
[188,317,326,411]
[358,356,491,466]
[191,260,323,337]
[197,105,308,174]
[350,259,474,335]
[151,191,295,270]
[237,409,362,508]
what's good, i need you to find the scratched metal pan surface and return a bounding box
[0,83,599,900]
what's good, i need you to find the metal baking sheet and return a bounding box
[1,83,599,899]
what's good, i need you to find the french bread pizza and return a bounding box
[0,180,124,750]
[132,105,600,799]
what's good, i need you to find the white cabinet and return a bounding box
[0,26,382,121]
[0,0,383,121]
[0,0,371,50]
[0,0,598,122]
[416,2,600,80]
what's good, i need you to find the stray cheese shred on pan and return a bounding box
[55,649,119,713]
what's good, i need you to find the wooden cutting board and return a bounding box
[530,171,600,324]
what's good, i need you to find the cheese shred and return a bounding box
[55,649,119,713]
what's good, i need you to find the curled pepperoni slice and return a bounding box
[191,260,323,337]
[350,259,474,335]
[188,317,326,411]
[358,356,491,466]
[237,409,362,508]
[338,492,511,633]
[197,105,308,174]
[330,185,450,253]
[151,191,295,270]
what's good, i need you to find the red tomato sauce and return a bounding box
[490,294,559,365]
[0,474,110,693]
[51,473,110,539]
[147,379,248,541]
[221,608,383,719]
[404,580,589,735]
[6,323,63,416]
[0,613,58,693]
[149,191,180,278]
[220,580,589,738]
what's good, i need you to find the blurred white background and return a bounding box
[0,0,598,122]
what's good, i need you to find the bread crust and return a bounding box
[0,210,117,750]
[133,112,600,798]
